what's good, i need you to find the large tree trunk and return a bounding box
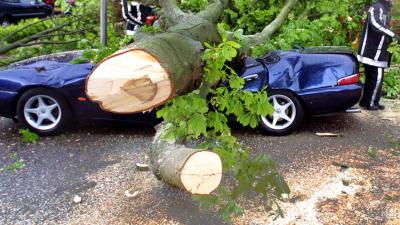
[151,125,222,195]
[86,15,220,113]
[85,0,298,193]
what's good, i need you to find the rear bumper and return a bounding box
[297,83,362,114]
[0,90,17,118]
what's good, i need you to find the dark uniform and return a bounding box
[357,0,399,110]
[121,0,155,35]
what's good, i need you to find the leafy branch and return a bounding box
[157,26,288,222]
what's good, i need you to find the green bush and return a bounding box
[385,44,400,99]
[0,0,123,66]
[180,0,208,12]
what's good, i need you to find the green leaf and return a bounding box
[70,57,89,65]
[226,41,241,49]
[188,114,207,138]
[19,129,39,143]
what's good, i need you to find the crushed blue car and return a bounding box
[0,47,362,135]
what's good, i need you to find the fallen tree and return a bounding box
[86,0,299,114]
[86,0,297,207]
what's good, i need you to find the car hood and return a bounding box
[0,60,93,92]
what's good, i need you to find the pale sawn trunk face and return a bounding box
[86,49,171,113]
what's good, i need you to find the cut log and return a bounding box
[86,49,173,113]
[151,125,222,195]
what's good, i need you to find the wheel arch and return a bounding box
[267,88,309,115]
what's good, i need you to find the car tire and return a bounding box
[17,88,72,136]
[0,18,11,27]
[259,90,304,135]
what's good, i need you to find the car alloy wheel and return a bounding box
[17,88,72,136]
[262,94,296,130]
[23,95,62,131]
[260,90,304,135]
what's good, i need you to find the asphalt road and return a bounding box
[0,100,399,225]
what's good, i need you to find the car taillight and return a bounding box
[338,73,360,86]
[45,0,55,5]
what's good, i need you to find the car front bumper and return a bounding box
[0,90,17,118]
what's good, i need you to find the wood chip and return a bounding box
[125,190,140,198]
[73,195,82,204]
[315,132,341,137]
[136,163,150,171]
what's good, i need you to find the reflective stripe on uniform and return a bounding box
[370,67,383,107]
[369,7,395,37]
[374,35,385,60]
[360,22,369,55]
[357,55,388,68]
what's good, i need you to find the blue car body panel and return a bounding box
[266,51,358,91]
[0,48,362,123]
[0,90,17,116]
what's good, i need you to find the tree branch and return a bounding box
[243,0,299,48]
[197,0,229,23]
[18,40,78,47]
[1,14,67,42]
[157,0,188,28]
[37,29,94,39]
[0,22,73,54]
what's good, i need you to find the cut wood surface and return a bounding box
[86,49,171,113]
[151,125,222,195]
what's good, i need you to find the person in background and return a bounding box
[121,0,156,35]
[357,0,400,110]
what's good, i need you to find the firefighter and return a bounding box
[357,0,400,110]
[121,0,156,35]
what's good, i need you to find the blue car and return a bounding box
[0,47,362,135]
[0,0,52,26]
